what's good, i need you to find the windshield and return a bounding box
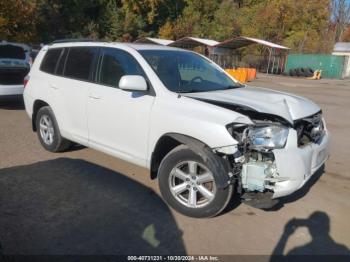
[139,50,243,93]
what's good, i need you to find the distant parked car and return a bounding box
[23,41,330,218]
[0,41,31,98]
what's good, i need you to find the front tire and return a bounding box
[36,106,71,152]
[158,145,233,218]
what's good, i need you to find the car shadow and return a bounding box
[270,211,350,260]
[264,164,326,211]
[0,96,24,110]
[0,158,186,255]
[67,143,86,152]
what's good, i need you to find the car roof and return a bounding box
[48,41,185,52]
[0,41,30,51]
[124,43,183,51]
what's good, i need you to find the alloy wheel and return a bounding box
[169,160,216,208]
[39,114,55,145]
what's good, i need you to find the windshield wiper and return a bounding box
[177,89,200,93]
[176,84,244,93]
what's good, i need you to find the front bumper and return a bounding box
[272,128,330,198]
[0,84,24,96]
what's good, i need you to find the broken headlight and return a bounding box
[248,125,289,149]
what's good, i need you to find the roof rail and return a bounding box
[50,38,99,44]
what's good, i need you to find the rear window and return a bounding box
[40,48,63,74]
[64,47,97,81]
[0,45,25,59]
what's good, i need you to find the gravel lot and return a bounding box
[0,74,349,256]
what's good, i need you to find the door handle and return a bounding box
[89,93,101,99]
[50,84,58,90]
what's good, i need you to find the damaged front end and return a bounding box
[215,109,329,209]
[215,115,308,210]
[186,90,329,209]
[239,150,284,209]
[225,122,289,208]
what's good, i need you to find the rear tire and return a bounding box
[158,145,233,218]
[36,106,72,152]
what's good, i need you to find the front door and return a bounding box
[87,47,155,165]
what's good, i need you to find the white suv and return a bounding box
[23,41,330,218]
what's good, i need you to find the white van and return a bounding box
[23,41,330,218]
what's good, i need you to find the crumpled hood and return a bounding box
[184,86,321,124]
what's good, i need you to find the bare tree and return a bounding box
[332,0,350,42]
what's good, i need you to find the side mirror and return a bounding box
[119,75,148,91]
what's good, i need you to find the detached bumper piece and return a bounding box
[241,192,279,209]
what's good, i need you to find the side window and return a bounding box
[97,48,145,88]
[40,48,62,74]
[64,47,97,81]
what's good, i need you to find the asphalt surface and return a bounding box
[0,75,349,256]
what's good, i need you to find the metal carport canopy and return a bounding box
[214,36,290,50]
[213,36,290,74]
[168,37,219,48]
[134,37,174,46]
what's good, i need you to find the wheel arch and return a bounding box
[150,133,208,180]
[32,99,49,131]
[150,133,231,189]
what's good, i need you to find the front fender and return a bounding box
[148,95,251,153]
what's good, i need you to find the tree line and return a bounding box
[1,0,349,53]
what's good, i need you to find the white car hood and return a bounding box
[184,86,321,124]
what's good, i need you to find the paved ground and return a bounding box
[0,75,349,256]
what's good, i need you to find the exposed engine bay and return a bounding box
[227,124,282,195]
[217,108,325,208]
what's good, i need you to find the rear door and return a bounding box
[87,47,155,165]
[52,46,99,144]
[36,47,64,117]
